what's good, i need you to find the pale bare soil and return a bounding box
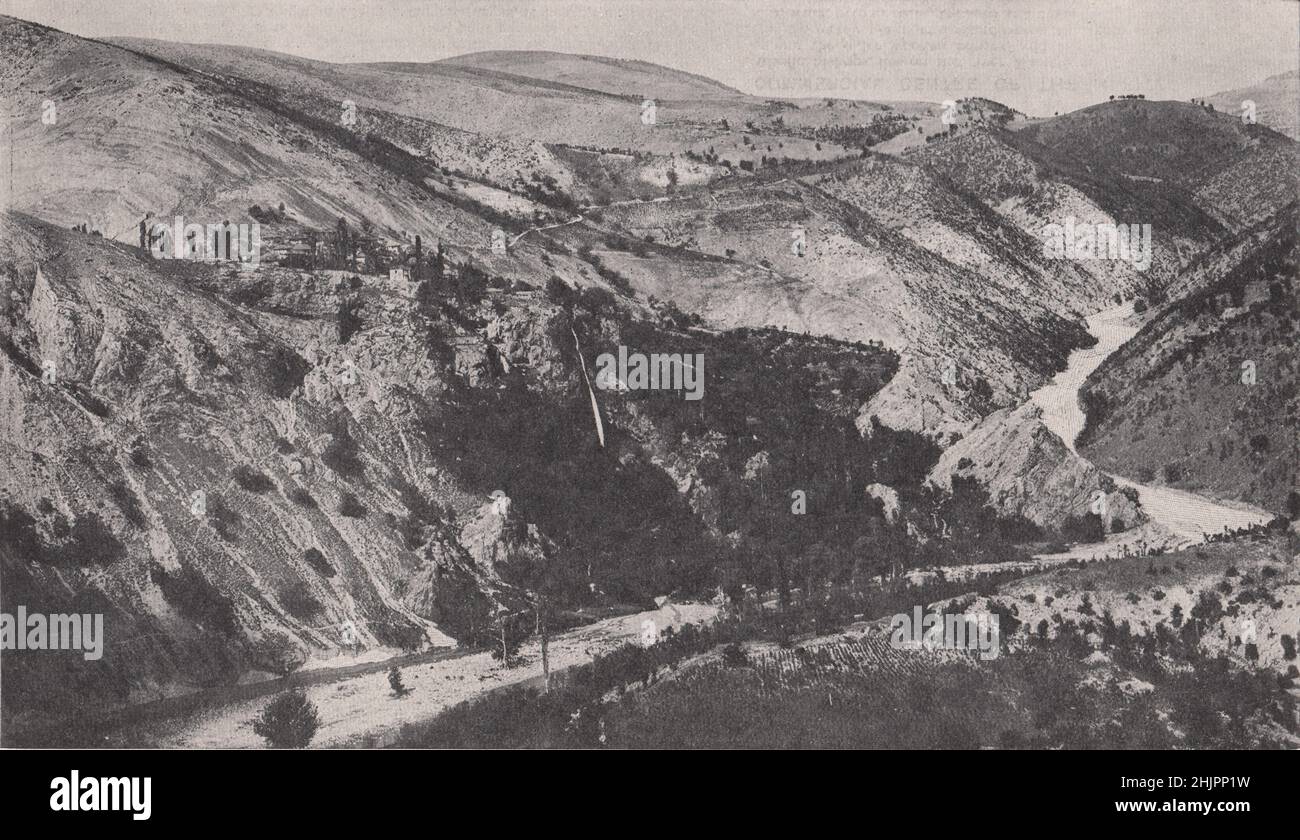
[119,602,716,748]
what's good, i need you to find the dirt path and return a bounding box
[109,602,717,748]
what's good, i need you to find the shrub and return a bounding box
[321,420,365,479]
[722,642,749,667]
[265,347,309,399]
[251,689,321,748]
[206,495,240,541]
[108,480,147,529]
[303,547,335,577]
[278,581,323,620]
[389,666,409,697]
[232,465,276,493]
[56,512,127,567]
[338,491,367,518]
[288,487,318,508]
[150,566,239,635]
[1061,512,1105,544]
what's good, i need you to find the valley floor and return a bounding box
[101,602,717,748]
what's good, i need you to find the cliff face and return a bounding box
[928,404,1144,535]
[1,219,497,721]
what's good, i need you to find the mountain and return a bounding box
[1207,69,1300,140]
[583,155,1101,439]
[105,35,920,191]
[0,17,546,265]
[28,23,1098,440]
[436,50,745,99]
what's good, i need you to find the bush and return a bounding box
[278,581,323,620]
[338,491,367,518]
[303,547,335,578]
[108,480,147,529]
[321,420,365,479]
[722,642,749,667]
[545,275,574,306]
[389,666,409,697]
[56,512,128,567]
[265,347,309,399]
[288,486,318,508]
[251,689,321,748]
[232,465,276,493]
[1061,512,1105,544]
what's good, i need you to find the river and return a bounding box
[1029,303,1271,559]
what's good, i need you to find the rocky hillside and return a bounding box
[1207,69,1300,140]
[928,402,1144,536]
[1,210,958,735]
[583,171,1095,440]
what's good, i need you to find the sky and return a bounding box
[2,0,1297,115]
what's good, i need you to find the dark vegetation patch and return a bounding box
[150,566,239,637]
[337,491,367,518]
[302,547,335,578]
[288,486,318,508]
[107,480,148,529]
[264,346,309,399]
[232,465,276,493]
[320,416,365,479]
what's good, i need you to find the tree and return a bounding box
[388,666,409,697]
[432,241,447,283]
[334,217,351,270]
[490,609,528,666]
[251,689,321,748]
